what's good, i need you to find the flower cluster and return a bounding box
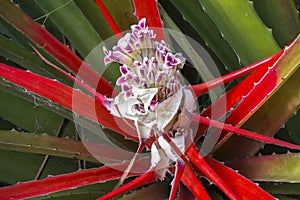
[104,18,185,102]
[104,19,195,174]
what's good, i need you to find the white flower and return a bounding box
[104,18,195,173]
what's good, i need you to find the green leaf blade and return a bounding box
[253,0,300,47]
[228,153,300,182]
[198,0,280,65]
[34,0,102,58]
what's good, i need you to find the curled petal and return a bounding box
[165,53,182,68]
[104,57,113,65]
[156,88,183,131]
[158,136,178,162]
[103,46,109,55]
[103,97,113,110]
[150,142,169,180]
[117,33,132,50]
[114,43,139,60]
[151,142,161,167]
[103,46,133,66]
[175,53,186,69]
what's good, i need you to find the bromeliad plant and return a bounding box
[0,0,300,199]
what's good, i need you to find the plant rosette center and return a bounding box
[104,18,196,177]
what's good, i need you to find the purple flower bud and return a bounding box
[122,84,132,92]
[103,46,109,55]
[147,70,155,83]
[103,98,113,109]
[134,103,146,114]
[104,57,113,65]
[138,66,146,77]
[155,72,167,86]
[116,76,126,85]
[139,18,146,29]
[125,91,133,98]
[134,76,140,84]
[104,49,133,66]
[105,18,185,108]
[164,53,182,68]
[150,100,158,111]
[131,18,147,33]
[120,65,128,74]
[134,61,142,67]
[143,57,149,66]
[126,73,133,80]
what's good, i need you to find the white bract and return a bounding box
[104,18,195,177]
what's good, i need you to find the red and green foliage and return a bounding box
[0,0,300,199]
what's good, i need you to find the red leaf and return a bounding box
[132,0,166,41]
[97,169,157,200]
[32,46,107,105]
[169,161,185,200]
[180,165,211,200]
[192,114,300,151]
[206,157,275,200]
[0,63,138,141]
[186,144,239,200]
[0,1,114,96]
[189,50,284,98]
[194,49,285,141]
[95,0,122,39]
[198,36,299,144]
[0,165,139,200]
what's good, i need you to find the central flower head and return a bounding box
[104,19,195,176]
[104,18,185,102]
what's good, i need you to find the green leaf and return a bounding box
[0,130,98,162]
[228,153,300,182]
[168,0,242,70]
[28,183,114,200]
[13,0,64,42]
[197,0,280,65]
[31,0,120,87]
[0,118,15,130]
[101,0,137,31]
[0,0,114,96]
[0,13,72,81]
[260,182,300,195]
[120,181,170,200]
[0,16,34,50]
[0,150,43,184]
[214,36,300,160]
[273,195,299,200]
[253,0,300,47]
[0,34,71,85]
[73,0,115,40]
[157,5,223,100]
[286,109,300,144]
[0,150,78,184]
[34,0,102,58]
[0,89,67,135]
